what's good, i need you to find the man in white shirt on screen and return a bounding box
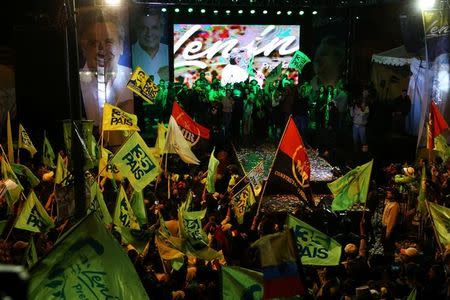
[132,10,169,84]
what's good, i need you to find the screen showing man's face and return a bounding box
[137,15,161,51]
[81,22,124,73]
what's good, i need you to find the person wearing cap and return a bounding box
[382,188,399,255]
[341,220,369,286]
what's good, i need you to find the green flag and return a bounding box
[232,184,255,224]
[15,191,54,233]
[407,288,417,300]
[42,134,56,169]
[110,132,161,192]
[287,214,342,266]
[178,207,223,261]
[328,160,373,211]
[1,157,24,208]
[11,163,40,187]
[428,201,450,246]
[288,50,311,73]
[113,186,140,230]
[28,213,149,299]
[417,165,427,214]
[222,266,263,300]
[206,148,219,193]
[130,190,147,225]
[25,236,38,268]
[115,225,150,254]
[54,153,68,185]
[434,134,450,162]
[88,182,112,225]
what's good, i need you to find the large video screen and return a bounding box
[174,24,300,86]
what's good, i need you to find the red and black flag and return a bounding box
[265,116,311,201]
[171,102,210,151]
[427,100,449,150]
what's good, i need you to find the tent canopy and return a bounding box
[371,45,419,67]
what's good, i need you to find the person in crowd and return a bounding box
[382,188,399,256]
[350,99,370,152]
[132,9,169,83]
[221,89,234,140]
[391,89,411,134]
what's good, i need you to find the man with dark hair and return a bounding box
[132,9,169,83]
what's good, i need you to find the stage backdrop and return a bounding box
[173,24,300,86]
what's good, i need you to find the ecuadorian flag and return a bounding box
[252,230,304,299]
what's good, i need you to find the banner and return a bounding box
[111,132,161,191]
[114,185,140,230]
[232,184,255,225]
[102,103,140,132]
[247,161,265,196]
[427,101,448,150]
[164,116,200,165]
[99,147,123,181]
[287,214,341,266]
[127,66,159,104]
[265,117,310,201]
[28,213,149,299]
[288,50,311,73]
[221,266,263,300]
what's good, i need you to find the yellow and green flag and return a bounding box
[7,111,14,163]
[428,201,450,246]
[55,153,68,185]
[11,163,40,187]
[102,103,140,132]
[287,214,342,266]
[18,124,37,157]
[154,122,167,156]
[113,186,140,230]
[328,160,373,211]
[28,213,149,299]
[434,134,450,162]
[178,206,223,261]
[42,133,56,169]
[110,132,160,192]
[130,190,147,225]
[206,148,220,193]
[15,191,54,233]
[232,184,256,224]
[99,146,123,181]
[25,236,38,269]
[221,266,263,300]
[1,156,24,208]
[88,182,112,225]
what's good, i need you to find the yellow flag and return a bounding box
[127,66,159,104]
[7,111,14,163]
[15,191,54,233]
[99,147,123,181]
[102,103,140,132]
[232,184,255,224]
[154,123,167,156]
[110,132,161,191]
[1,156,24,208]
[55,153,68,185]
[113,185,140,230]
[18,124,37,157]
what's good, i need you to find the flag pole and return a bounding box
[251,116,292,231]
[98,129,104,185]
[424,200,444,254]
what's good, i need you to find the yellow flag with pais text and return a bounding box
[99,147,123,181]
[110,132,161,191]
[18,124,37,157]
[113,185,140,230]
[102,103,140,131]
[15,191,54,233]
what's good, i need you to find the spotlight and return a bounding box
[104,0,120,5]
[299,10,304,15]
[356,16,359,19]
[201,8,206,13]
[287,11,292,15]
[238,9,243,14]
[250,9,255,14]
[417,0,435,10]
[277,10,281,15]
[188,8,193,13]
[175,8,180,13]
[312,10,318,15]
[263,10,268,14]
[214,9,218,14]
[226,10,231,14]
[161,7,167,13]
[329,17,332,20]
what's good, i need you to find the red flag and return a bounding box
[428,101,449,150]
[171,102,210,145]
[265,117,310,201]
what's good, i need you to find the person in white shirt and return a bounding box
[132,10,169,84]
[78,9,133,128]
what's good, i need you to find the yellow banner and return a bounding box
[127,66,159,104]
